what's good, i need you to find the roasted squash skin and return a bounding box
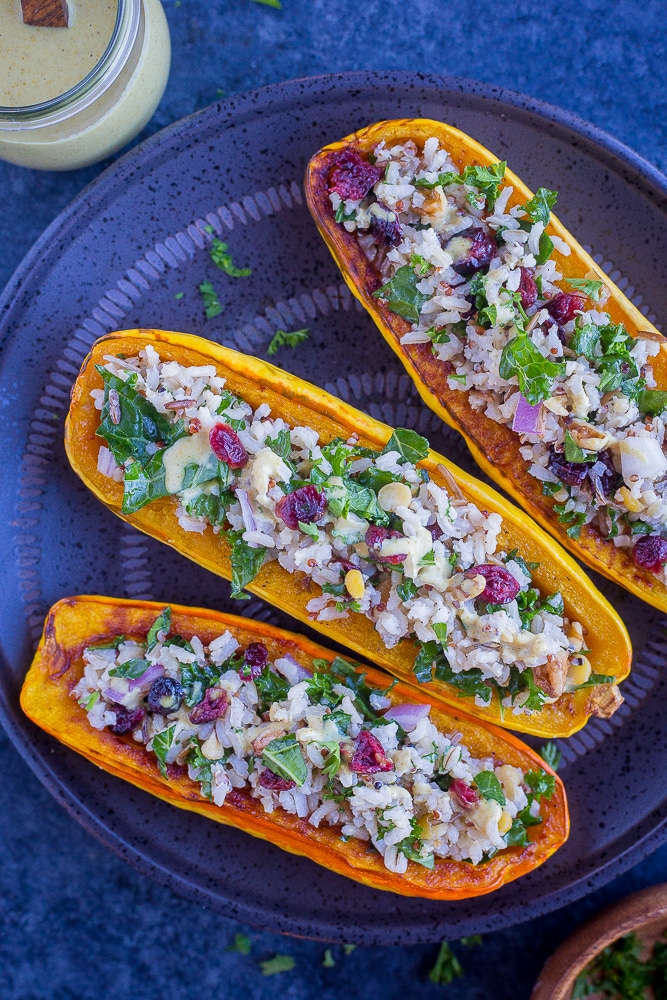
[21,595,569,900]
[305,118,667,613]
[64,329,631,739]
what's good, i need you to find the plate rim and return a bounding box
[2,70,667,943]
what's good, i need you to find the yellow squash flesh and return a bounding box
[305,118,667,612]
[64,329,631,738]
[21,595,569,900]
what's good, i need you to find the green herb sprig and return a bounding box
[267,327,310,356]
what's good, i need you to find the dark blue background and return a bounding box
[1,2,666,997]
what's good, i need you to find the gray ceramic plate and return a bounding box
[1,72,666,945]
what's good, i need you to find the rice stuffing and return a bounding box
[92,346,607,715]
[327,135,667,583]
[72,607,556,872]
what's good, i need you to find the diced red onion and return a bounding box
[512,394,545,436]
[235,488,257,534]
[97,446,119,478]
[369,693,392,711]
[382,702,431,731]
[273,654,312,685]
[102,687,125,704]
[128,663,164,691]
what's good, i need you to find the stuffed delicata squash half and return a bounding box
[305,119,667,612]
[21,596,569,899]
[64,329,630,738]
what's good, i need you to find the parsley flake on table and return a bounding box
[226,932,252,954]
[259,954,295,975]
[428,941,464,985]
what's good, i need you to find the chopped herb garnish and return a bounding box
[226,533,266,599]
[397,579,419,601]
[504,817,531,847]
[564,430,597,464]
[637,388,667,416]
[572,929,667,999]
[553,500,587,539]
[298,520,320,541]
[521,187,558,226]
[499,333,565,405]
[571,321,601,359]
[473,771,506,805]
[199,280,223,318]
[254,666,290,712]
[373,264,430,323]
[151,725,177,778]
[428,942,464,986]
[88,636,126,651]
[259,955,295,976]
[535,230,554,265]
[108,658,151,679]
[567,277,604,301]
[426,325,451,344]
[121,452,171,514]
[226,933,252,954]
[431,622,448,646]
[188,744,218,799]
[262,733,307,786]
[381,426,430,463]
[96,366,185,468]
[409,252,432,275]
[266,327,310,356]
[146,607,171,650]
[265,428,292,459]
[209,238,252,277]
[571,671,615,690]
[334,203,356,223]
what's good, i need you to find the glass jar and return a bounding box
[0,0,171,171]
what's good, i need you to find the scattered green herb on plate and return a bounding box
[267,327,310,355]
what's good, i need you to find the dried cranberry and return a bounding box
[365,525,407,565]
[147,676,184,716]
[369,204,402,246]
[349,730,393,774]
[336,557,358,572]
[329,148,383,201]
[589,450,619,498]
[259,768,296,791]
[209,423,248,469]
[633,535,667,573]
[545,292,586,326]
[239,642,269,680]
[275,485,327,530]
[449,778,479,810]
[469,564,520,604]
[188,687,228,724]
[109,705,145,736]
[518,267,538,309]
[549,449,590,488]
[449,228,497,276]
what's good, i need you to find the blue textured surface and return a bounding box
[1,1,666,998]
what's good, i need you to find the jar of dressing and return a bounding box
[0,0,171,170]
